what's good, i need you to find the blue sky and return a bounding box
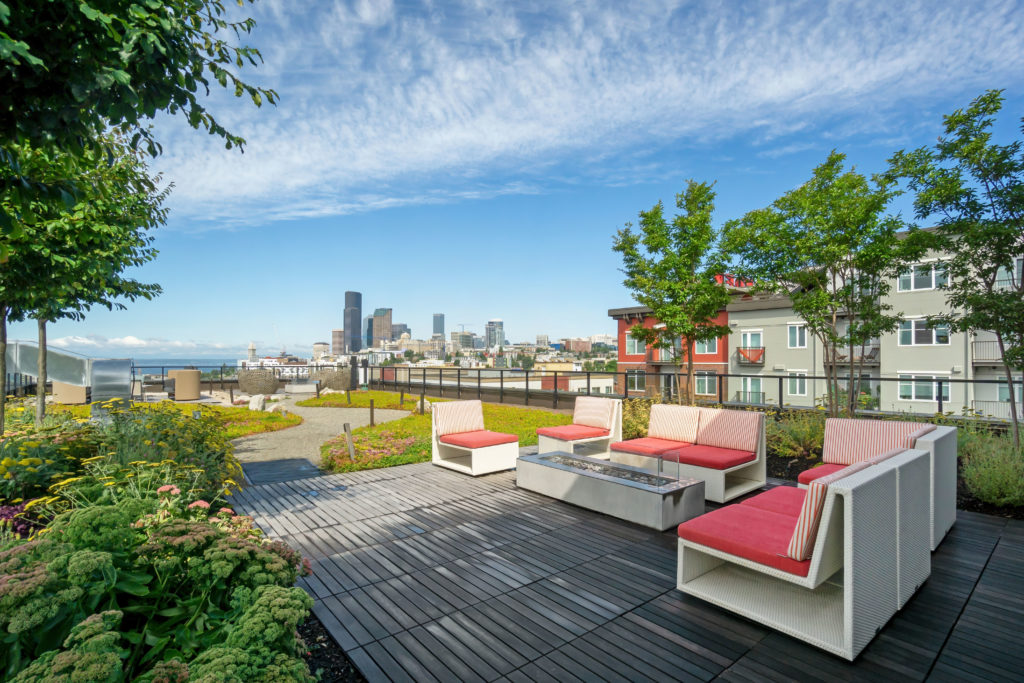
[12,0,1024,358]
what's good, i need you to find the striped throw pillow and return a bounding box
[433,400,485,436]
[647,404,700,443]
[574,397,615,430]
[786,461,872,561]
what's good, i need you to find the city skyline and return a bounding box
[9,1,1023,357]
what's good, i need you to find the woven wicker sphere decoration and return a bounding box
[311,369,350,391]
[237,369,280,395]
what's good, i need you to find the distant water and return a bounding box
[130,357,241,369]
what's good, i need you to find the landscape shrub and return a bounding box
[98,403,243,499]
[960,432,1024,507]
[766,409,826,459]
[298,389,434,411]
[622,398,655,439]
[0,488,312,681]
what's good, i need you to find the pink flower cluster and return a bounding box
[188,500,211,510]
[157,485,181,495]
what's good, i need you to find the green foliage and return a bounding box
[613,181,732,405]
[960,430,1024,507]
[0,436,82,502]
[0,494,312,680]
[97,402,243,499]
[724,151,926,417]
[888,89,1024,448]
[320,397,571,472]
[766,410,826,459]
[622,398,656,440]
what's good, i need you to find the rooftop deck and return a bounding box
[233,462,1023,682]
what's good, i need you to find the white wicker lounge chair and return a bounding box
[677,448,931,660]
[536,396,622,458]
[799,418,957,550]
[431,400,519,476]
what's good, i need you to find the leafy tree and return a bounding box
[519,355,535,371]
[724,151,927,416]
[0,136,165,428]
[888,90,1024,448]
[613,181,731,405]
[0,0,276,253]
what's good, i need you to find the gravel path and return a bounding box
[232,396,409,467]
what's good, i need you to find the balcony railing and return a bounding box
[824,345,881,365]
[734,391,766,404]
[736,347,765,365]
[972,341,1004,363]
[972,400,1024,419]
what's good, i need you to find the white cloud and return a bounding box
[152,0,1024,226]
[49,335,244,356]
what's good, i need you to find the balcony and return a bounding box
[972,400,1023,419]
[972,340,1004,363]
[734,391,766,404]
[824,346,880,366]
[735,347,765,365]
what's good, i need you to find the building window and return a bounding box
[625,333,644,355]
[898,262,948,291]
[898,319,950,346]
[788,324,807,349]
[627,371,646,392]
[695,338,718,355]
[787,371,807,396]
[898,375,951,401]
[995,257,1023,289]
[695,371,717,396]
[998,381,1023,403]
[604,386,612,394]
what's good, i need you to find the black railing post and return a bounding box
[438,368,443,397]
[477,369,482,400]
[499,370,504,403]
[587,371,591,396]
[778,376,784,406]
[525,370,530,405]
[623,371,628,398]
[457,368,461,398]
[937,379,944,413]
[717,375,724,404]
[553,371,558,408]
[422,368,426,392]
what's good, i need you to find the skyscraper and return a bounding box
[433,313,445,337]
[343,291,362,353]
[363,315,374,349]
[536,334,549,348]
[373,308,393,346]
[392,323,410,338]
[331,329,344,356]
[485,319,504,350]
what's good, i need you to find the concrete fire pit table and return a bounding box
[516,452,705,531]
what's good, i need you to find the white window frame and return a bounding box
[898,261,948,292]
[695,371,717,396]
[787,370,808,397]
[695,338,718,355]
[741,376,763,403]
[995,256,1024,289]
[740,329,763,348]
[787,324,807,349]
[624,332,644,355]
[997,381,1023,403]
[898,319,950,346]
[897,373,951,402]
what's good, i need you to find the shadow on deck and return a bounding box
[231,462,1023,682]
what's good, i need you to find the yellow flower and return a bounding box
[104,482,116,487]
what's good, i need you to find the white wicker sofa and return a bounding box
[677,448,932,660]
[608,405,765,503]
[431,400,519,476]
[536,396,622,458]
[798,418,957,550]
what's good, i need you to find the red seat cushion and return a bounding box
[536,424,610,441]
[663,444,756,470]
[610,437,689,456]
[439,430,518,449]
[741,486,806,518]
[677,506,810,576]
[797,463,847,486]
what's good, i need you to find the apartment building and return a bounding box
[610,255,1022,417]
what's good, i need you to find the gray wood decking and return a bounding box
[232,462,1023,682]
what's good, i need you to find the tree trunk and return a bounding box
[0,305,6,437]
[846,336,856,417]
[995,331,1020,450]
[35,318,46,427]
[686,338,696,407]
